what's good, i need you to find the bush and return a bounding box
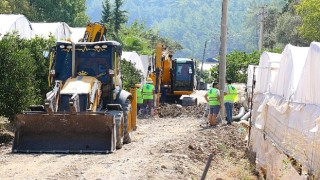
[0,34,55,121]
[120,59,143,91]
[211,50,261,83]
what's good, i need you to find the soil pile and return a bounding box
[157,103,206,118]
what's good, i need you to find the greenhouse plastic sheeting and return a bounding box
[255,52,281,94]
[0,14,35,39]
[270,44,309,99]
[250,42,320,177]
[31,22,71,40]
[294,42,320,104]
[70,27,86,42]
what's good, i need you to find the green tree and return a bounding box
[0,0,12,13]
[101,0,112,26]
[21,36,55,100]
[210,51,261,83]
[0,34,37,121]
[29,0,89,26]
[113,0,128,34]
[295,0,320,42]
[120,59,142,91]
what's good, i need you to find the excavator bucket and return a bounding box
[12,113,116,153]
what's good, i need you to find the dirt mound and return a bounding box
[157,103,245,119]
[157,103,206,118]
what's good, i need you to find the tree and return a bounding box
[210,51,261,83]
[120,60,142,91]
[116,21,182,55]
[0,0,12,13]
[101,0,112,25]
[113,0,128,34]
[0,35,37,121]
[28,0,89,26]
[295,0,320,42]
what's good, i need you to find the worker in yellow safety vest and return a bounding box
[135,84,143,115]
[224,79,238,125]
[204,82,222,126]
[142,78,155,117]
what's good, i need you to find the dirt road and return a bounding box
[0,114,256,180]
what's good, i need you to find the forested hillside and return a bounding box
[86,0,286,59]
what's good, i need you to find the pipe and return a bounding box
[240,110,251,121]
[201,154,213,180]
[232,106,245,120]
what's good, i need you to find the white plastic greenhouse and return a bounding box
[0,14,35,39]
[249,42,320,178]
[70,27,86,42]
[31,22,71,40]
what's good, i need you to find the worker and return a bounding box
[204,82,222,127]
[224,79,238,125]
[142,78,155,117]
[135,84,143,116]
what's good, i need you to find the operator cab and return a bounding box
[172,58,195,91]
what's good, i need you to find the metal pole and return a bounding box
[199,40,208,90]
[219,0,228,119]
[258,6,265,51]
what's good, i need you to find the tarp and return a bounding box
[140,55,151,79]
[70,27,86,42]
[246,65,258,93]
[31,22,71,40]
[270,44,309,100]
[250,42,320,177]
[294,42,320,104]
[0,14,35,39]
[255,52,281,94]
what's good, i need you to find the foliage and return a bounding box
[115,21,182,55]
[86,0,286,59]
[101,0,112,27]
[120,59,142,91]
[210,51,261,83]
[21,36,56,100]
[113,0,128,34]
[0,34,54,121]
[263,1,306,50]
[295,0,320,42]
[0,0,36,19]
[0,34,37,121]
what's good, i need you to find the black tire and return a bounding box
[123,100,132,144]
[116,114,124,149]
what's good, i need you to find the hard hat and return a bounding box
[147,78,153,84]
[135,84,141,88]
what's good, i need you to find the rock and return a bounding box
[188,144,195,150]
[165,149,172,153]
[161,165,167,169]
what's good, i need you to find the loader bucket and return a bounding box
[12,113,116,153]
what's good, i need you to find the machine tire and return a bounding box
[123,100,132,144]
[116,115,124,149]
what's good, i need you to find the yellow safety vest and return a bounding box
[142,84,154,100]
[224,84,238,102]
[137,89,143,104]
[208,88,220,106]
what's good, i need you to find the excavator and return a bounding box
[149,43,197,107]
[12,22,137,153]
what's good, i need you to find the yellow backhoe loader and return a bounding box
[12,23,136,153]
